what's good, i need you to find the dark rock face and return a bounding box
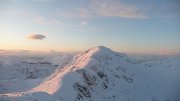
[74,66,111,100]
[97,71,109,89]
[102,82,108,89]
[23,67,38,79]
[122,75,133,83]
[73,82,91,100]
[97,71,105,79]
[82,71,96,86]
[26,71,38,79]
[97,71,108,82]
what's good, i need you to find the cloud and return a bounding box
[80,21,89,25]
[13,10,61,25]
[59,0,147,19]
[34,16,61,24]
[32,0,50,2]
[91,0,147,18]
[28,34,46,40]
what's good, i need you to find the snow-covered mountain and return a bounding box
[0,53,73,94]
[0,46,179,101]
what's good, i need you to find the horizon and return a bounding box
[1,45,179,56]
[0,0,180,55]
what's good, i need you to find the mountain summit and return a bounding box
[84,46,126,57]
[85,46,112,53]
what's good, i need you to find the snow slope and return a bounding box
[0,53,73,94]
[0,46,179,101]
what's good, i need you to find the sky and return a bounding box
[0,0,180,55]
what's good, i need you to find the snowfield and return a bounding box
[0,46,179,101]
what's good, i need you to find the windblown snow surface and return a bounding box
[0,46,179,101]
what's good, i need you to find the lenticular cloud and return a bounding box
[28,34,46,40]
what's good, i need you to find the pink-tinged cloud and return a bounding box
[58,0,147,19]
[28,34,46,40]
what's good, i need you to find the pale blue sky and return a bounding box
[0,0,180,54]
